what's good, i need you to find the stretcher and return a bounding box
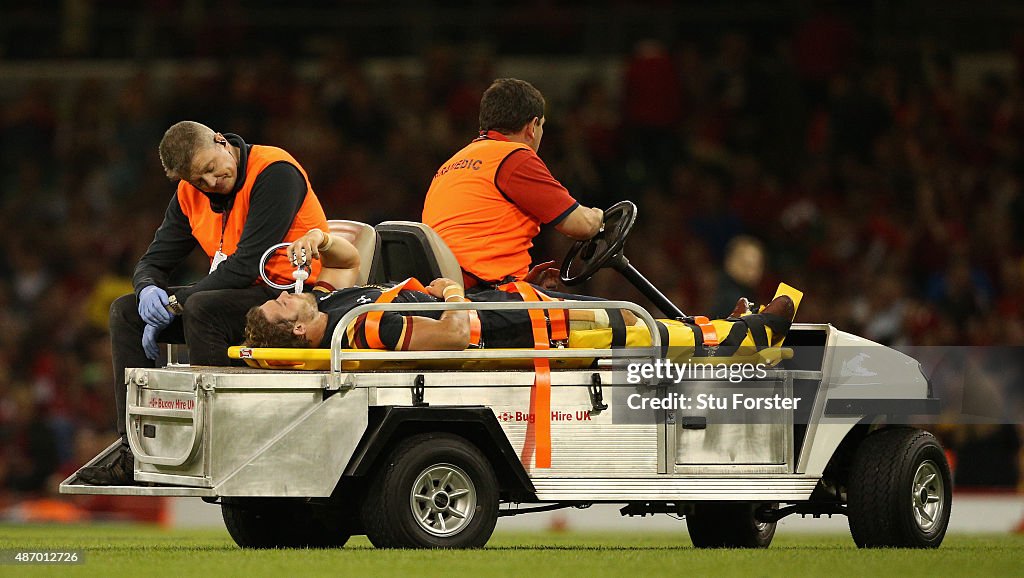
[226,282,801,371]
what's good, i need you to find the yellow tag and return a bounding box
[772,282,804,312]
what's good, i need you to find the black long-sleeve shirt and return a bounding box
[132,133,307,303]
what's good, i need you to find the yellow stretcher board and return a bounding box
[227,344,793,372]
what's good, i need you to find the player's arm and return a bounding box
[403,313,471,351]
[400,278,471,350]
[288,230,361,289]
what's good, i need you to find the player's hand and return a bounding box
[523,260,560,291]
[621,310,637,326]
[427,278,462,299]
[287,230,325,267]
[142,324,161,361]
[138,285,172,325]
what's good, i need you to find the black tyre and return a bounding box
[221,498,351,549]
[686,502,777,548]
[362,433,499,549]
[847,428,952,548]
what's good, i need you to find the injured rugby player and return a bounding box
[242,230,796,352]
[242,230,639,351]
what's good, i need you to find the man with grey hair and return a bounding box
[79,121,329,485]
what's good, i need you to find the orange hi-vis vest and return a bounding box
[423,139,535,283]
[177,145,328,287]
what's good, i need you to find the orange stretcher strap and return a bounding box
[511,281,552,468]
[692,315,720,347]
[364,278,426,350]
[365,278,481,349]
[498,282,568,342]
[535,289,568,343]
[467,310,481,347]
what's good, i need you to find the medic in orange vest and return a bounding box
[80,121,328,486]
[423,78,604,290]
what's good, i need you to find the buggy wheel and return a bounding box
[221,498,351,549]
[686,502,777,548]
[847,428,951,548]
[362,433,498,549]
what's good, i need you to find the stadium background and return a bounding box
[0,1,1021,525]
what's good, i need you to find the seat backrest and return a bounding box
[369,221,462,284]
[328,219,379,285]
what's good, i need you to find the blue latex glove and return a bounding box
[142,323,161,361]
[138,285,172,326]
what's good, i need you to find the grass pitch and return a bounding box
[1,524,1021,577]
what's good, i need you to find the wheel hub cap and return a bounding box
[410,463,476,537]
[433,492,450,509]
[911,460,944,532]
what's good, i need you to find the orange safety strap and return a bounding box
[510,281,552,468]
[498,282,568,342]
[365,278,427,349]
[467,310,481,346]
[364,278,481,349]
[535,289,568,343]
[692,315,720,348]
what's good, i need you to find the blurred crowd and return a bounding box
[1,8,1023,509]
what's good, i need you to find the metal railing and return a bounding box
[327,299,661,390]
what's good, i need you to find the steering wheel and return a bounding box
[560,200,637,286]
[260,242,309,293]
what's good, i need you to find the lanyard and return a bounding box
[217,203,233,253]
[209,204,233,274]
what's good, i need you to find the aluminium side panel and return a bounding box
[129,366,368,496]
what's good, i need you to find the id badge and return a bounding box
[210,250,228,273]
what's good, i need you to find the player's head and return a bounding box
[159,120,238,194]
[244,292,319,348]
[479,78,546,149]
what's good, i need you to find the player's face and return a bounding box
[186,136,237,194]
[260,292,318,326]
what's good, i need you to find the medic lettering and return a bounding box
[433,158,483,179]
